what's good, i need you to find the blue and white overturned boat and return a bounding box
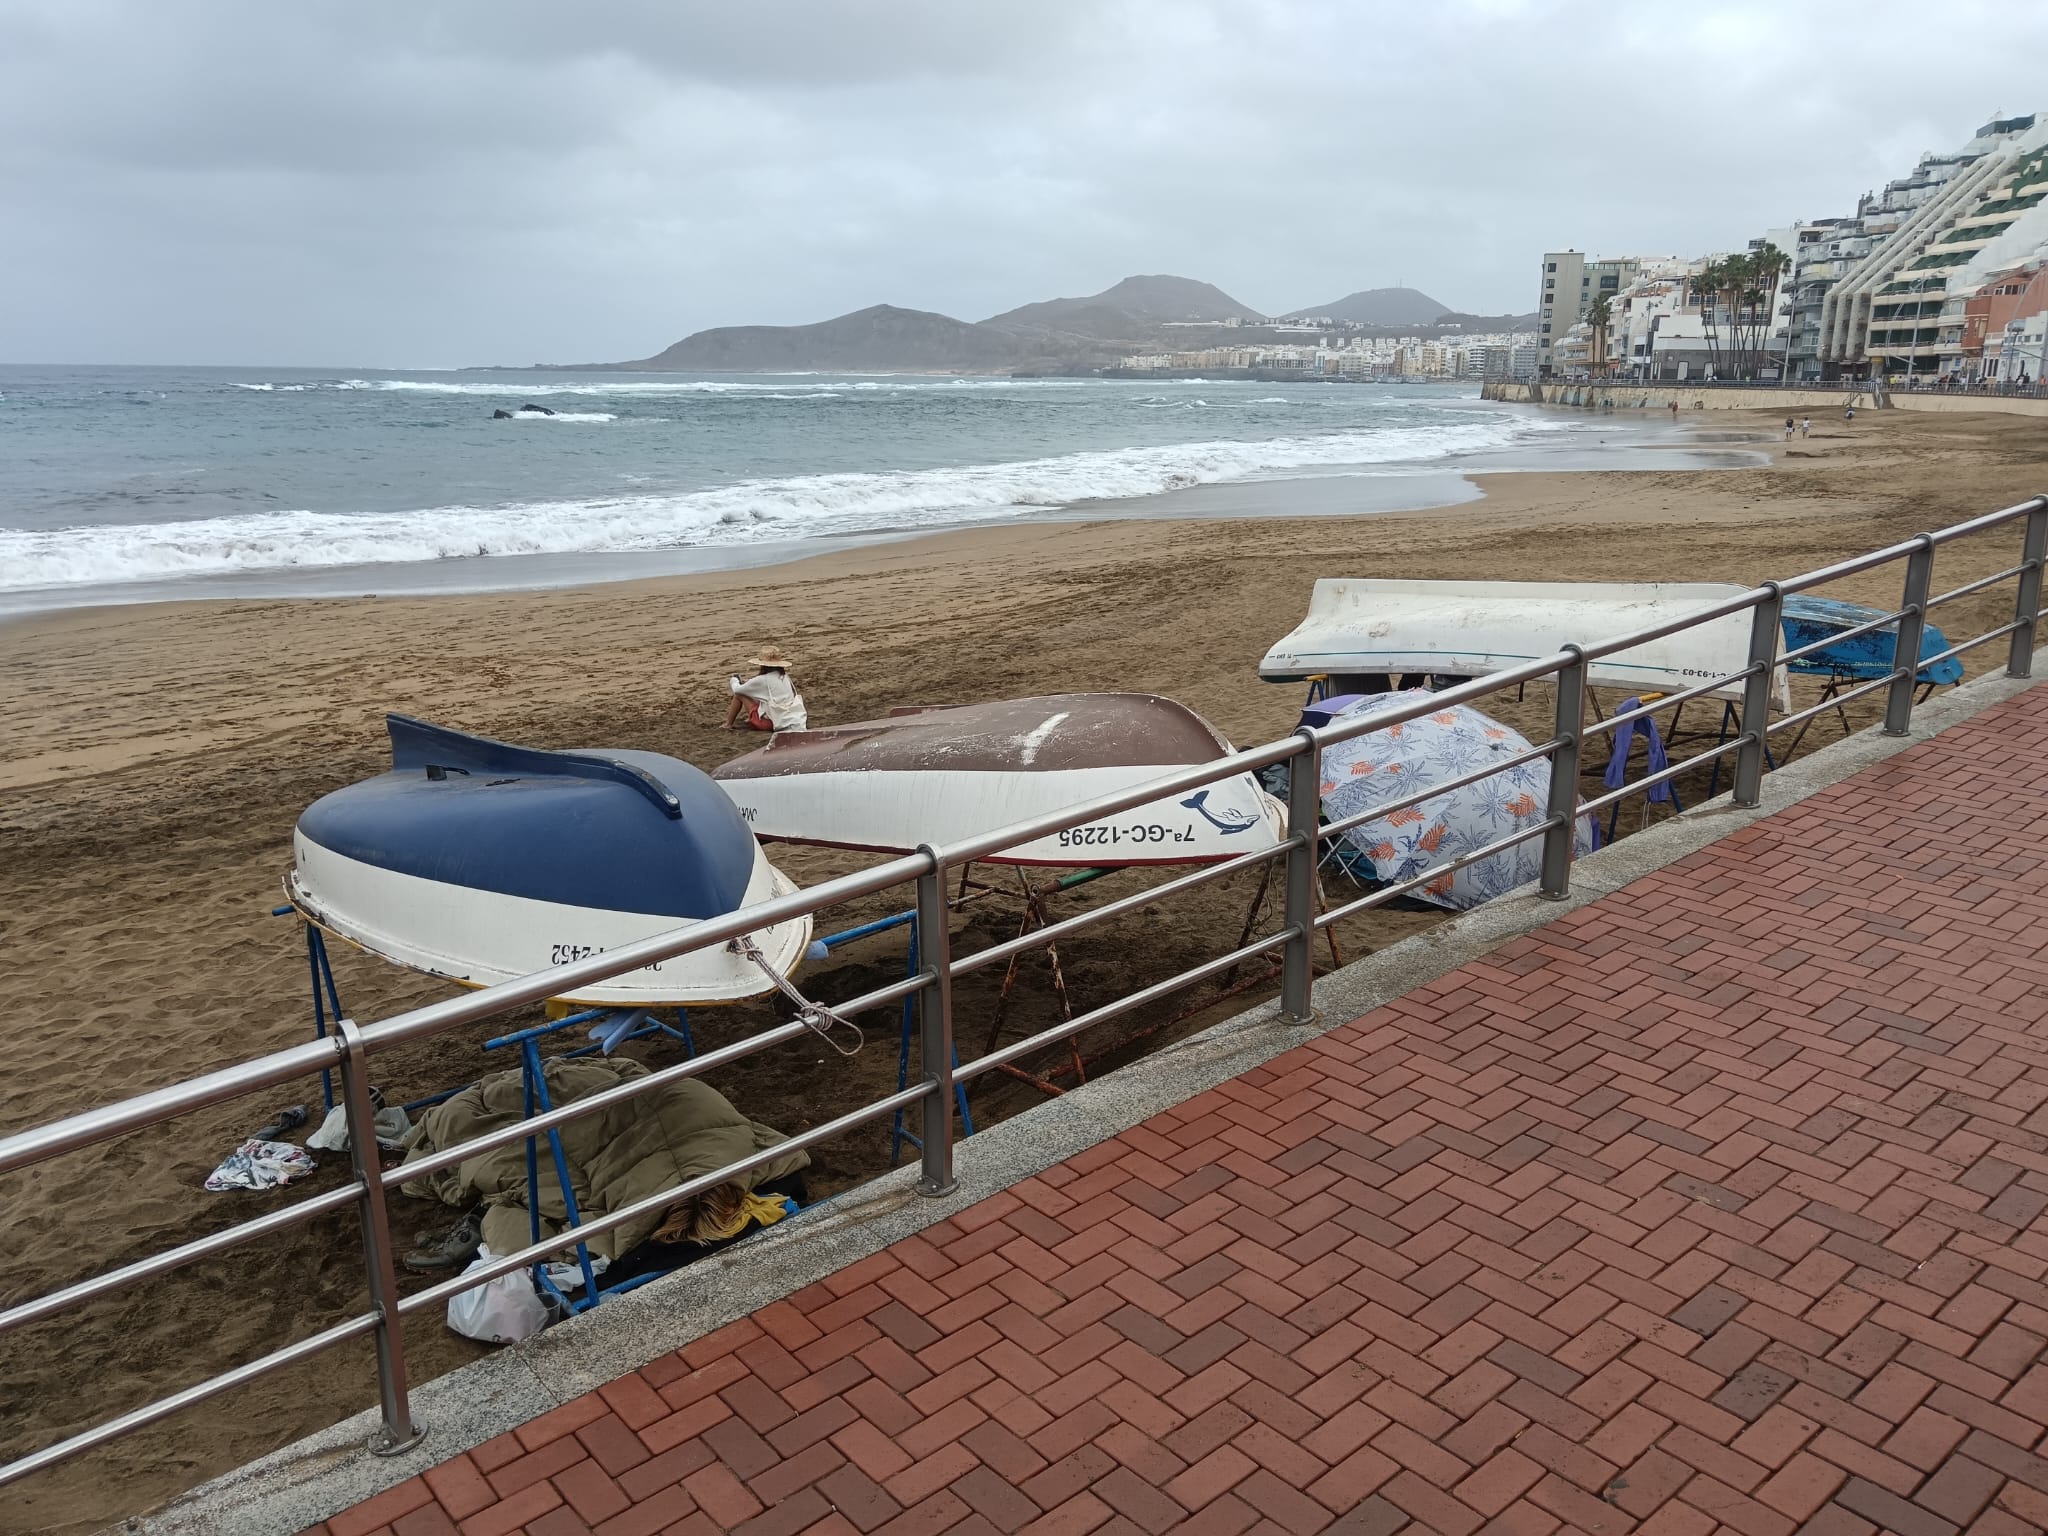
[286,716,811,1005]
[1780,596,1964,686]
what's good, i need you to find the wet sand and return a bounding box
[2,406,2044,1532]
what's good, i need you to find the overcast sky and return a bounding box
[4,0,2044,367]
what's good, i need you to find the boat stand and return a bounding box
[1780,673,1938,759]
[968,861,1336,1102]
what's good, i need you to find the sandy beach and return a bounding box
[3,404,2046,1532]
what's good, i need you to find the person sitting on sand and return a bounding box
[723,645,807,732]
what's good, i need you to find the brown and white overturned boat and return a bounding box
[711,693,1285,867]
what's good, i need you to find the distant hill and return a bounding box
[620,304,1030,372]
[1434,309,1541,331]
[567,274,1504,374]
[984,274,1257,337]
[1286,287,1451,326]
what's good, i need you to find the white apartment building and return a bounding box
[1818,112,2048,378]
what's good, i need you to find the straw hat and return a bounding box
[749,644,794,669]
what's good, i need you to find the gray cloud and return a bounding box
[2,0,2042,364]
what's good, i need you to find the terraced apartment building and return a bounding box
[1815,113,2048,378]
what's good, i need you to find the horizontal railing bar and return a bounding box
[1925,495,2048,546]
[1926,564,2026,611]
[951,842,1290,980]
[0,1183,364,1338]
[398,1083,933,1315]
[1313,818,1559,930]
[386,1017,818,1188]
[1576,737,1746,816]
[956,928,1295,1083]
[1779,609,1909,667]
[1766,672,1900,735]
[0,1311,382,1490]
[825,969,931,1020]
[1307,656,1573,750]
[1581,668,1761,739]
[357,855,937,1054]
[1318,739,1561,842]
[1573,590,1768,661]
[1775,539,1924,595]
[1919,619,2027,670]
[0,1037,344,1179]
[930,741,1305,868]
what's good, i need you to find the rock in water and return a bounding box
[519,402,556,415]
[491,408,513,419]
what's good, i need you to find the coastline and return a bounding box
[0,408,1756,619]
[4,404,2047,1533]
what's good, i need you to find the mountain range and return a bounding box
[572,275,1529,374]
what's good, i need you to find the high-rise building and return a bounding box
[1536,252,1645,374]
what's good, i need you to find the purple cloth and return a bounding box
[1604,697,1673,803]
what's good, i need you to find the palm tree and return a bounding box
[1692,258,1726,379]
[1587,295,1613,376]
[1747,242,1791,380]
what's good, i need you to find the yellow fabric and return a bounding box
[699,1190,792,1242]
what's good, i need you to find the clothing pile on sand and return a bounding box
[399,1057,809,1270]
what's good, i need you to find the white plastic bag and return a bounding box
[446,1245,549,1344]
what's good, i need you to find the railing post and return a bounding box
[335,1018,425,1457]
[1884,536,1937,736]
[1540,647,1587,898]
[1278,727,1322,1027]
[1733,585,1783,807]
[2009,499,2048,679]
[913,852,957,1197]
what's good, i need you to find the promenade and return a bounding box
[313,687,2048,1536]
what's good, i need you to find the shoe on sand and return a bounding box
[404,1213,482,1273]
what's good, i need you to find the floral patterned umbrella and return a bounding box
[1318,690,1596,911]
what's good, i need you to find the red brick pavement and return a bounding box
[312,688,2048,1536]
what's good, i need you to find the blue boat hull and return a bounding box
[287,716,810,1005]
[1781,595,1963,686]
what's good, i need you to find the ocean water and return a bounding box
[0,366,1606,608]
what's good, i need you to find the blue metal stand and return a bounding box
[273,908,347,1112]
[482,1007,697,1315]
[807,909,973,1167]
[276,897,965,1316]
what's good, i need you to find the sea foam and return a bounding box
[0,417,1559,592]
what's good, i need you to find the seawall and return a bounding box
[1482,379,2048,418]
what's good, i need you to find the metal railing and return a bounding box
[3,495,2047,1492]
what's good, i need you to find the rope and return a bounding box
[730,935,864,1057]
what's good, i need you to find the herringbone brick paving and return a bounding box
[314,689,2048,1536]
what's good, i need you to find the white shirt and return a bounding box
[730,671,807,730]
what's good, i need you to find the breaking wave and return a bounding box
[2,418,1550,591]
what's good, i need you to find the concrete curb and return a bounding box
[130,651,2048,1536]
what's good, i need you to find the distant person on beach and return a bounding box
[1669,400,1679,421]
[1845,404,1856,422]
[723,645,807,732]
[1784,417,1795,440]
[1800,416,1810,438]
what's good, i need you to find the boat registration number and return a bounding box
[551,942,661,971]
[1057,823,1194,848]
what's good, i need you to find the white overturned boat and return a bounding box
[711,693,1285,868]
[1261,579,1791,707]
[286,716,811,1006]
